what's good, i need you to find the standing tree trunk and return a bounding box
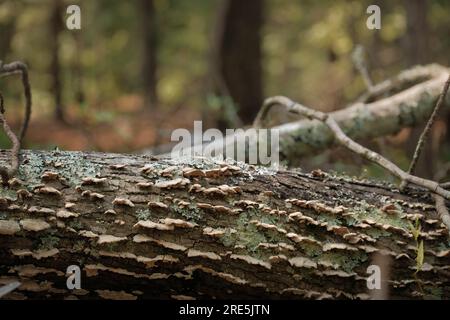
[140,0,158,110]
[0,150,449,300]
[50,0,65,122]
[403,0,433,178]
[212,0,264,128]
[404,0,430,66]
[0,14,15,59]
[74,31,85,105]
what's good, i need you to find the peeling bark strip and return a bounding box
[0,149,449,300]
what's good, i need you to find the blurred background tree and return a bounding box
[140,0,158,110]
[0,0,449,181]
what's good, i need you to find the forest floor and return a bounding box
[5,95,200,153]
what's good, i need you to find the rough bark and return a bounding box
[0,149,449,300]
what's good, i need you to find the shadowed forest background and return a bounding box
[0,0,449,183]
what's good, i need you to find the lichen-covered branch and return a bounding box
[252,64,450,162]
[0,149,449,300]
[256,96,450,201]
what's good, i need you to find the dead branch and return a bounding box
[0,93,20,184]
[261,96,450,201]
[399,75,450,236]
[434,194,450,236]
[355,63,442,104]
[162,65,449,163]
[352,45,374,91]
[0,60,32,142]
[0,61,32,184]
[405,75,450,178]
[253,64,449,161]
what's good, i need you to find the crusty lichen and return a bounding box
[16,151,101,187]
[38,235,60,251]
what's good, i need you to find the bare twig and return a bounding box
[402,75,450,187]
[260,96,450,200]
[352,45,374,91]
[355,63,439,104]
[433,194,450,236]
[253,99,291,129]
[433,167,450,236]
[0,61,32,142]
[0,92,20,184]
[0,61,32,184]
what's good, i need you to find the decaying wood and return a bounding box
[0,149,449,300]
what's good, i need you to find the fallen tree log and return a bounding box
[0,149,449,300]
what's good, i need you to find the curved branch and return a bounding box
[0,61,32,142]
[407,75,450,176]
[0,61,32,184]
[0,93,20,184]
[264,95,450,200]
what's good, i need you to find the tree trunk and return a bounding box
[403,0,433,178]
[74,31,85,105]
[50,0,65,122]
[0,14,15,59]
[140,0,158,110]
[0,149,449,300]
[404,0,430,66]
[212,0,264,127]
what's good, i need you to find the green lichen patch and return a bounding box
[172,203,203,221]
[220,212,267,252]
[38,235,60,250]
[437,240,450,251]
[352,200,410,231]
[67,219,83,230]
[257,211,282,226]
[136,209,152,221]
[299,242,322,258]
[364,227,391,239]
[423,286,443,300]
[73,240,86,252]
[0,186,17,199]
[17,152,46,187]
[18,151,101,187]
[320,251,368,273]
[316,213,343,226]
